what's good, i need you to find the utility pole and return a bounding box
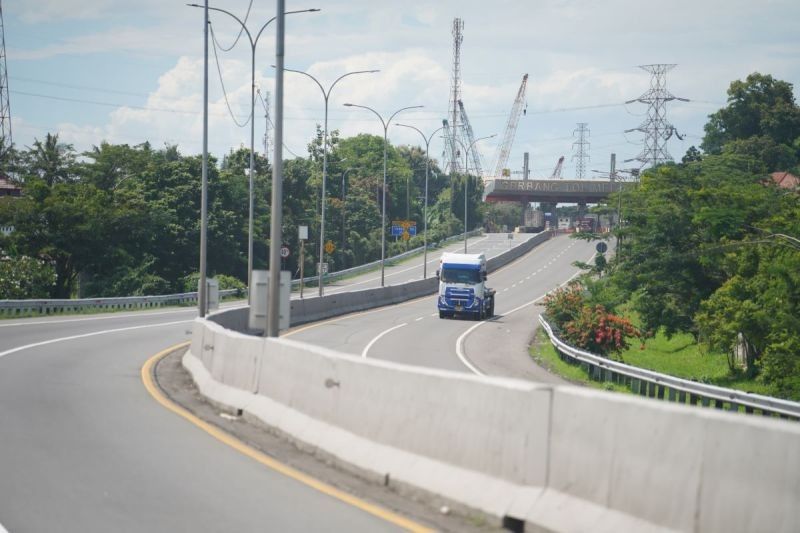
[625,64,688,168]
[523,152,530,180]
[0,0,12,154]
[572,123,589,179]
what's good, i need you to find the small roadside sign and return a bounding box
[280,245,290,258]
[324,240,336,254]
[391,220,416,240]
[298,225,308,241]
[596,241,608,254]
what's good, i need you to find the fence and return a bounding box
[0,289,240,317]
[0,230,484,317]
[539,315,800,421]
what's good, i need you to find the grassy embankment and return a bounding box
[530,311,778,397]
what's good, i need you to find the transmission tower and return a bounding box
[572,123,590,179]
[0,0,11,154]
[444,18,464,174]
[625,64,688,168]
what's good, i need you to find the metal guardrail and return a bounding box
[539,315,800,421]
[0,289,240,316]
[0,231,483,315]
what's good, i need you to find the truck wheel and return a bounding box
[439,311,446,319]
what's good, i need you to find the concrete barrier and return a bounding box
[184,317,800,532]
[212,231,553,333]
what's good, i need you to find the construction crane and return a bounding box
[491,73,528,179]
[550,156,565,179]
[457,100,484,177]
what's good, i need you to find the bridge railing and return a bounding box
[0,289,241,317]
[539,315,800,421]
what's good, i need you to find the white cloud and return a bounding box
[8,0,800,176]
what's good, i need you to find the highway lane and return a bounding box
[286,234,595,382]
[317,232,535,295]
[0,316,419,532]
[0,231,556,532]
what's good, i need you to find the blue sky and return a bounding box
[5,0,800,177]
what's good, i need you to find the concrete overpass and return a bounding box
[483,178,627,204]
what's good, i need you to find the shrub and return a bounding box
[544,282,641,357]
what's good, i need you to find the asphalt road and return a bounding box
[286,233,595,381]
[0,231,588,532]
[0,308,422,532]
[314,232,536,296]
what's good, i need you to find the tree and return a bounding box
[21,133,77,187]
[702,73,800,161]
[681,145,703,164]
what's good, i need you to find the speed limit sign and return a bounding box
[280,245,290,258]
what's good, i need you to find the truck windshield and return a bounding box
[441,267,481,284]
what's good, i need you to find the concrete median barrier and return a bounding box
[184,316,800,532]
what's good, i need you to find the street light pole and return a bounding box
[283,68,378,297]
[395,123,444,278]
[198,0,209,317]
[344,103,424,286]
[266,2,286,337]
[188,4,319,304]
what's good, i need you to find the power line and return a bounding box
[209,0,253,52]
[209,23,250,128]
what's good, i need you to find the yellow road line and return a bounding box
[141,343,434,533]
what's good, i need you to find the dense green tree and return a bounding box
[21,133,77,187]
[702,73,800,167]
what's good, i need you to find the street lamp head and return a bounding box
[343,103,355,107]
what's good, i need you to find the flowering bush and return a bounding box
[543,284,641,357]
[542,283,584,326]
[562,304,641,356]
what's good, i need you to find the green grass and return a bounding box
[529,329,630,393]
[618,330,777,396]
[533,311,782,398]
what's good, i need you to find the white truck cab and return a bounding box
[436,252,495,320]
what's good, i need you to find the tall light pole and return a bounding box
[455,134,495,253]
[266,1,286,337]
[395,123,444,278]
[198,0,209,317]
[344,103,423,286]
[188,4,319,303]
[284,68,378,297]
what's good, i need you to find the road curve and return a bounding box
[286,234,595,382]
[0,311,417,531]
[0,232,578,531]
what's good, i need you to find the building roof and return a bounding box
[769,171,799,190]
[0,174,22,196]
